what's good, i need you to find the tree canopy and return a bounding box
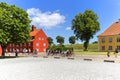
[0,2,31,56]
[47,37,53,47]
[72,10,100,51]
[56,36,64,45]
[69,36,76,44]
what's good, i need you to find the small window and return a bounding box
[102,46,105,51]
[109,46,112,50]
[101,38,105,43]
[38,37,41,40]
[109,38,112,42]
[43,48,46,52]
[36,42,39,46]
[43,43,46,46]
[36,48,39,52]
[117,46,120,50]
[117,37,120,42]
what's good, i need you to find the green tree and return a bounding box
[0,2,31,56]
[56,36,64,45]
[69,36,76,44]
[92,41,98,44]
[47,37,53,47]
[72,10,100,51]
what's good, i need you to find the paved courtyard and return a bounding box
[0,57,120,80]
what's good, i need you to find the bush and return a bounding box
[48,45,73,51]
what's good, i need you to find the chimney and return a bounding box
[31,25,36,31]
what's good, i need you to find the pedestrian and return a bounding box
[114,48,118,58]
[15,49,18,57]
[107,49,110,57]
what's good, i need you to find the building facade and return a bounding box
[6,25,49,53]
[98,20,120,51]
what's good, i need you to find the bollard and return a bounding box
[84,58,92,61]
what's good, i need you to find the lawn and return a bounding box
[65,44,117,55]
[73,49,120,56]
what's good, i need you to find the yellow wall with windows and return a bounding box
[98,35,120,51]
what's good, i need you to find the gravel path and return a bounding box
[0,57,120,80]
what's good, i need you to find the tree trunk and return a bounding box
[1,45,7,57]
[83,40,89,51]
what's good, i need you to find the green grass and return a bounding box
[65,43,117,55]
[74,51,106,55]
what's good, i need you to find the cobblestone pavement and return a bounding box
[0,57,120,80]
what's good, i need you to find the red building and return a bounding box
[5,25,48,54]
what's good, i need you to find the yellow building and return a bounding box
[98,20,120,51]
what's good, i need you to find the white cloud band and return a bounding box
[27,8,65,29]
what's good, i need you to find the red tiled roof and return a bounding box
[98,21,120,36]
[30,30,39,36]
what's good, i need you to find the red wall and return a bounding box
[32,29,48,52]
[0,46,2,56]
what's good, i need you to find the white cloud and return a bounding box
[27,8,65,29]
[66,27,71,30]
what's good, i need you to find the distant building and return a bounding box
[98,20,120,51]
[5,25,49,54]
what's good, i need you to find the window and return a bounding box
[43,43,46,46]
[36,42,39,46]
[109,38,112,42]
[28,49,31,53]
[38,37,41,40]
[43,48,46,52]
[117,37,120,42]
[109,46,112,50]
[117,46,120,50]
[36,48,39,52]
[101,38,105,43]
[102,46,105,51]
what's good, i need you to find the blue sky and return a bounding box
[1,0,120,44]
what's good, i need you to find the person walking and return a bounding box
[107,49,110,57]
[114,48,118,58]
